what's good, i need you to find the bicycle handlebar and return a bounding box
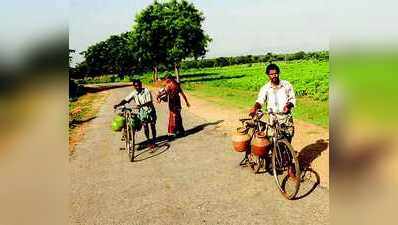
[241,109,289,128]
[113,105,140,115]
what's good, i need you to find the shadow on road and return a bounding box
[140,120,224,145]
[69,116,97,128]
[132,119,222,162]
[292,139,328,200]
[298,139,329,169]
[133,142,171,162]
[293,168,321,200]
[184,120,224,137]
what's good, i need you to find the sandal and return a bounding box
[148,144,157,153]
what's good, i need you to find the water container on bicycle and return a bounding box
[112,115,126,132]
[251,131,271,156]
[232,127,251,152]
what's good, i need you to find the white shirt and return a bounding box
[124,88,153,110]
[256,80,296,113]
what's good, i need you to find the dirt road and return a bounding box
[70,86,329,225]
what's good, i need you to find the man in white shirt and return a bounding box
[114,79,157,149]
[249,63,295,142]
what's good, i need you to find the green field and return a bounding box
[144,60,329,127]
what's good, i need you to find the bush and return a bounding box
[180,51,329,69]
[69,79,86,100]
[123,76,132,82]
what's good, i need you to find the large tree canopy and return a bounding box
[81,32,140,77]
[74,0,211,81]
[133,0,211,81]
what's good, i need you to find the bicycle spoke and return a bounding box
[272,139,301,200]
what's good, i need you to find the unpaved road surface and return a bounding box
[70,86,329,225]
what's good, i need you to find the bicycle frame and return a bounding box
[115,105,140,162]
[116,106,139,129]
[268,113,293,167]
[241,111,286,144]
[239,111,292,167]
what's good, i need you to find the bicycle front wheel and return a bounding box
[129,129,135,162]
[271,139,301,200]
[125,123,132,161]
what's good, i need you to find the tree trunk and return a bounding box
[152,65,159,83]
[152,66,156,83]
[154,65,158,82]
[174,63,180,83]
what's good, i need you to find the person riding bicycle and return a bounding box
[113,79,157,149]
[249,63,296,143]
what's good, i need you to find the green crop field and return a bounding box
[180,60,329,101]
[143,60,329,128]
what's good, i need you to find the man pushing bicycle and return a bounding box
[114,79,157,150]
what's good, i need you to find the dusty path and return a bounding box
[70,86,329,225]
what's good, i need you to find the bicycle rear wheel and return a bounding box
[271,139,301,199]
[249,153,265,174]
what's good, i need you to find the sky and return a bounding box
[69,0,330,65]
[3,0,398,67]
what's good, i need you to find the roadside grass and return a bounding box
[69,92,108,154]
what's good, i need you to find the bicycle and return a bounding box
[238,110,301,200]
[114,105,140,162]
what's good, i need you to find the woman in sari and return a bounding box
[157,75,190,140]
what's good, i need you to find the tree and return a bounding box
[82,32,140,77]
[83,40,111,75]
[132,0,211,82]
[69,49,76,66]
[132,1,168,82]
[264,52,273,62]
[228,57,237,66]
[106,32,141,77]
[69,49,76,79]
[70,60,88,79]
[165,0,211,81]
[215,57,229,67]
[252,55,260,63]
[292,51,306,60]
